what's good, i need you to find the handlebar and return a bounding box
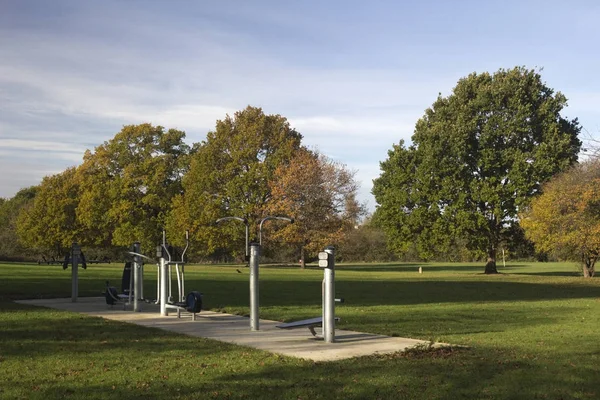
[127,251,157,263]
[160,229,189,264]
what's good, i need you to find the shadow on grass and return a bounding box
[511,271,581,277]
[186,278,600,309]
[0,303,243,359]
[1,302,598,400]
[338,263,484,273]
[500,265,581,277]
[264,262,490,273]
[2,357,592,400]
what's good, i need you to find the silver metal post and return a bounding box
[245,224,249,260]
[140,262,144,300]
[323,246,335,343]
[168,264,172,302]
[71,242,80,303]
[133,242,142,312]
[160,257,169,316]
[249,242,260,331]
[160,232,171,316]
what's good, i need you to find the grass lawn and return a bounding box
[1,260,599,399]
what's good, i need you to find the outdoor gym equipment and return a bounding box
[105,242,156,311]
[62,242,86,303]
[158,230,203,319]
[277,246,342,343]
[216,215,293,331]
[104,234,202,319]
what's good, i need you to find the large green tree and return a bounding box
[373,67,581,273]
[77,124,190,252]
[168,106,302,257]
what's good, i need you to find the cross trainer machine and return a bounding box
[104,231,202,319]
[158,230,202,320]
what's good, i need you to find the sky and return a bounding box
[1,0,600,211]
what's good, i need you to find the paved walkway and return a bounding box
[17,297,435,362]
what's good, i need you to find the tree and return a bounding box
[76,124,190,252]
[266,148,365,267]
[17,168,82,255]
[521,161,600,277]
[168,106,302,257]
[0,186,38,260]
[373,67,581,273]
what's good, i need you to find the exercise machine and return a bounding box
[277,246,343,343]
[104,233,202,319]
[158,230,202,320]
[216,215,293,331]
[105,242,156,311]
[62,242,86,303]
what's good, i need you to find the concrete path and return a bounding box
[16,297,434,362]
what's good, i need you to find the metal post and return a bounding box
[160,256,169,316]
[133,242,142,312]
[323,246,335,343]
[249,242,260,331]
[140,262,145,301]
[155,245,162,305]
[71,242,80,303]
[245,224,249,261]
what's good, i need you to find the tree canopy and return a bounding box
[15,124,190,255]
[373,67,581,273]
[0,186,38,260]
[167,106,303,257]
[521,160,600,277]
[17,168,82,255]
[11,109,362,263]
[76,124,190,252]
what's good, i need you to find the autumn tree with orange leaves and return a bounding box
[520,160,600,277]
[266,149,365,267]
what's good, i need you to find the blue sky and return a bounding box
[1,1,599,210]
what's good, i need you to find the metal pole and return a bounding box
[160,257,169,316]
[245,224,249,261]
[133,242,142,312]
[140,262,144,300]
[71,242,80,303]
[160,232,171,316]
[155,245,162,305]
[323,246,335,343]
[249,242,260,331]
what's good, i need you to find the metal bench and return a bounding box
[276,316,340,337]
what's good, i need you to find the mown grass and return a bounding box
[1,260,599,399]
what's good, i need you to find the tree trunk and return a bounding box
[300,246,306,269]
[484,244,498,274]
[582,255,596,278]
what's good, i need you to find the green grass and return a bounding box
[1,261,599,399]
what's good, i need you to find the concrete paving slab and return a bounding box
[16,297,435,362]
